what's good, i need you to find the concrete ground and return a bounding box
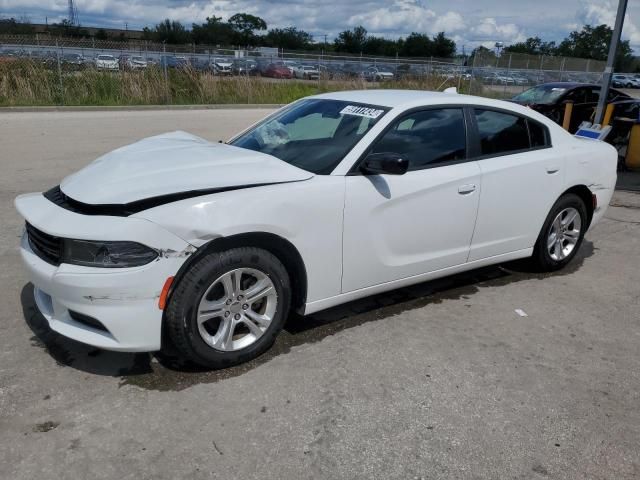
[1,110,639,480]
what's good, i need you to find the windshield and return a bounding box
[512,85,567,105]
[231,99,389,174]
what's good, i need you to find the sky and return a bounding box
[2,0,640,52]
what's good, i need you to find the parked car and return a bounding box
[95,54,119,70]
[396,63,429,79]
[281,60,300,74]
[612,74,634,88]
[341,63,367,79]
[62,53,84,69]
[232,59,259,76]
[510,73,529,86]
[511,82,631,132]
[293,64,320,80]
[364,66,394,82]
[159,56,189,70]
[212,58,233,75]
[624,75,640,88]
[483,72,515,85]
[263,63,293,79]
[315,63,343,80]
[15,90,616,368]
[187,57,209,72]
[121,55,148,70]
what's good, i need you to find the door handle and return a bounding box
[458,184,476,195]
[546,167,560,174]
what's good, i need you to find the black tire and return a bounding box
[165,247,291,369]
[531,193,588,272]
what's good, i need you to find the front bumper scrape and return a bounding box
[15,192,194,352]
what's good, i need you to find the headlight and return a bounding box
[62,239,158,268]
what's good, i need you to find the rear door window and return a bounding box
[527,120,549,148]
[474,109,529,156]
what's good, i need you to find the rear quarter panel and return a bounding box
[564,137,617,226]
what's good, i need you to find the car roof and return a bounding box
[309,89,570,136]
[311,89,538,111]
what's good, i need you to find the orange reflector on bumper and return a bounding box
[158,276,174,310]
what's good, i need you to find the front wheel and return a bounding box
[531,193,588,272]
[165,247,291,368]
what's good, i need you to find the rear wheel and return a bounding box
[531,193,588,272]
[165,247,291,368]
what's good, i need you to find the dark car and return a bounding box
[159,56,189,70]
[263,63,293,79]
[232,59,259,76]
[511,82,630,133]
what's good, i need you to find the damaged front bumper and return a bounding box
[15,193,194,352]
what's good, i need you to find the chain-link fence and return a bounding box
[0,34,613,107]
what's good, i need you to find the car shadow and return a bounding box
[20,241,595,391]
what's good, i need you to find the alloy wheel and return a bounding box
[547,207,582,261]
[196,268,277,352]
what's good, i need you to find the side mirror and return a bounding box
[361,152,409,175]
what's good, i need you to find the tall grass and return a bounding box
[0,59,480,107]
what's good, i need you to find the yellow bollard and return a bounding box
[626,124,640,170]
[562,102,573,131]
[602,103,615,127]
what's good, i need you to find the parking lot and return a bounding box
[1,109,640,479]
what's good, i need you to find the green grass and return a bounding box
[0,60,482,107]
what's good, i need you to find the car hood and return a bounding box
[60,131,313,205]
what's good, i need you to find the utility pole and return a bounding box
[594,0,628,124]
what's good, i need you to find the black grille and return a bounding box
[26,223,62,265]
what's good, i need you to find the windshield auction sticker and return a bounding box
[340,105,384,119]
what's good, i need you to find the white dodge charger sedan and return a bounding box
[16,90,616,368]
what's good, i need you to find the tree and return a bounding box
[505,36,556,55]
[142,26,153,41]
[48,19,88,38]
[0,17,35,35]
[264,27,313,50]
[192,16,234,45]
[363,36,398,56]
[400,33,433,57]
[556,24,633,70]
[228,13,267,46]
[469,45,497,67]
[94,29,108,40]
[149,19,191,44]
[334,26,368,53]
[431,32,456,58]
